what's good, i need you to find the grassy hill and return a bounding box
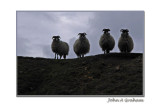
[17,53,143,96]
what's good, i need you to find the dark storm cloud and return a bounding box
[17,11,144,58]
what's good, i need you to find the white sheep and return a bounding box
[73,33,90,58]
[99,29,115,54]
[51,36,69,59]
[118,29,134,53]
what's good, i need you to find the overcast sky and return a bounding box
[17,11,144,59]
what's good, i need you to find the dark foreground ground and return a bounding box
[17,53,143,96]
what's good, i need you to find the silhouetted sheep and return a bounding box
[51,36,69,59]
[73,33,90,58]
[99,29,115,54]
[118,29,134,53]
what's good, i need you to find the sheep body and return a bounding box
[57,41,69,59]
[51,36,69,59]
[73,33,90,58]
[99,29,115,54]
[118,29,134,53]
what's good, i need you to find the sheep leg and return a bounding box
[60,55,62,59]
[56,53,58,59]
[55,53,56,59]
[82,54,84,58]
[63,55,66,59]
[107,50,109,53]
[57,54,59,59]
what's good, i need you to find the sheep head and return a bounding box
[120,29,129,33]
[52,35,60,41]
[103,29,110,34]
[120,29,129,38]
[78,33,87,37]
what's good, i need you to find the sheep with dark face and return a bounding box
[51,36,69,59]
[51,36,60,59]
[99,29,115,54]
[73,33,90,58]
[118,29,134,53]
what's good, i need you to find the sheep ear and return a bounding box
[120,29,123,32]
[126,29,129,32]
[107,29,110,32]
[84,33,87,35]
[78,33,81,36]
[57,36,61,39]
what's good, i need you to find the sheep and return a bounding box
[51,36,60,59]
[51,36,69,59]
[118,29,134,53]
[73,33,90,58]
[99,29,115,54]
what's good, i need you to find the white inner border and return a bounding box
[1,0,159,107]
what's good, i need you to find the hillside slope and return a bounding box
[17,53,143,96]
